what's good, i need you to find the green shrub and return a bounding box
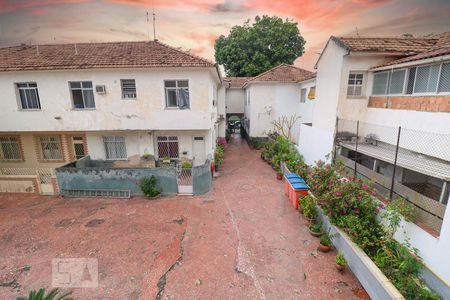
[302,195,317,220]
[140,176,161,198]
[309,221,323,233]
[181,160,192,168]
[17,288,73,300]
[336,251,347,267]
[320,233,332,246]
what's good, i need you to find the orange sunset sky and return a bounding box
[1,0,450,70]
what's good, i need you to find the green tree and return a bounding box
[215,15,305,77]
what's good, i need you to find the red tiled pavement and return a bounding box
[0,134,367,299]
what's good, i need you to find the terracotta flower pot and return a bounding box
[276,173,283,180]
[335,263,346,272]
[318,243,332,252]
[308,228,322,237]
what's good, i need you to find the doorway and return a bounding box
[193,136,206,166]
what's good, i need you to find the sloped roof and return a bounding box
[223,77,253,88]
[374,32,450,68]
[0,40,215,71]
[332,36,437,54]
[245,64,315,86]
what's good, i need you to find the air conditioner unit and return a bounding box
[95,85,106,94]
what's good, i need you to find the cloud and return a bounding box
[208,0,248,13]
[0,0,88,14]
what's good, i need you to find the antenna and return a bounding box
[152,9,156,41]
[146,12,150,41]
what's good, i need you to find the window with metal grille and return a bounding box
[438,62,450,93]
[388,69,406,94]
[347,73,364,96]
[300,88,307,103]
[69,81,95,109]
[103,136,127,160]
[121,79,137,99]
[157,136,179,159]
[164,80,189,109]
[0,136,22,160]
[414,64,440,93]
[16,83,41,109]
[372,72,389,95]
[38,136,62,160]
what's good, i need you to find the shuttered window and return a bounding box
[414,64,440,93]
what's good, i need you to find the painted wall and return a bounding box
[225,88,245,114]
[0,67,219,132]
[245,80,316,143]
[86,129,212,162]
[297,124,334,164]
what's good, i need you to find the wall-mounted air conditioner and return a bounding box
[95,85,106,94]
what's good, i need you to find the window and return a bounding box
[389,69,406,94]
[164,80,189,109]
[16,83,41,109]
[157,136,179,159]
[372,72,389,95]
[406,67,416,94]
[438,62,450,93]
[347,73,364,96]
[121,79,136,99]
[300,88,307,103]
[103,136,127,160]
[0,136,22,160]
[38,136,62,160]
[414,64,440,93]
[69,81,95,109]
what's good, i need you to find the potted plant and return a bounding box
[275,166,283,180]
[181,160,192,169]
[318,232,333,252]
[141,153,154,161]
[302,195,317,224]
[308,221,323,237]
[335,251,347,272]
[140,176,161,199]
[162,155,171,164]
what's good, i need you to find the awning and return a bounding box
[341,142,450,180]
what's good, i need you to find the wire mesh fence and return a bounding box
[334,118,450,234]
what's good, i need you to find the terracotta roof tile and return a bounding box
[223,77,253,88]
[0,41,215,71]
[333,36,437,54]
[245,64,315,85]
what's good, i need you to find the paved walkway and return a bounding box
[0,134,366,299]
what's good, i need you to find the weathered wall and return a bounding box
[225,88,245,114]
[56,165,178,195]
[192,160,212,195]
[368,96,450,112]
[0,67,218,132]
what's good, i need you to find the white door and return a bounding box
[193,137,206,166]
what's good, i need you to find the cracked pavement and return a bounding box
[0,134,367,299]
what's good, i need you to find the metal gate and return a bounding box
[176,164,193,194]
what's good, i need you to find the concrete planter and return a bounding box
[316,206,405,300]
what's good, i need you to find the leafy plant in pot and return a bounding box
[308,221,323,237]
[140,176,161,199]
[335,251,347,272]
[302,195,317,224]
[318,232,333,252]
[275,165,283,180]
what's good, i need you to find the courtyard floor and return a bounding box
[0,134,367,299]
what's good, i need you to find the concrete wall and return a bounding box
[297,124,334,165]
[0,67,219,132]
[225,88,245,114]
[192,160,212,194]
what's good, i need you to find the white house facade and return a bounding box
[0,41,223,194]
[297,33,450,286]
[240,64,316,143]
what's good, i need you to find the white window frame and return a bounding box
[69,81,96,109]
[388,68,408,95]
[300,88,307,103]
[121,79,137,99]
[38,135,63,161]
[347,72,365,97]
[413,63,441,95]
[16,82,41,110]
[0,136,22,161]
[437,62,450,94]
[372,71,390,95]
[103,136,127,160]
[164,80,190,109]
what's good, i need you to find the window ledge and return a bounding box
[18,109,42,111]
[71,108,96,111]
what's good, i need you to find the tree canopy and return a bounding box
[214,15,306,77]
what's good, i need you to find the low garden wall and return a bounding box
[56,156,178,196]
[193,159,212,195]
